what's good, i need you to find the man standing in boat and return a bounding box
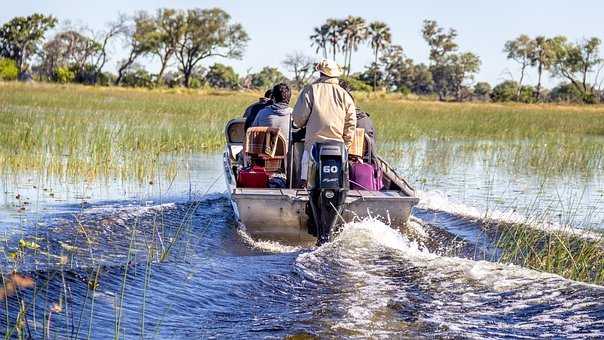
[292,59,357,186]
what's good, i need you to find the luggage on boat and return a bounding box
[348,127,366,158]
[349,159,383,191]
[349,132,383,191]
[237,165,268,188]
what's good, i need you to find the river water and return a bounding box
[0,151,602,339]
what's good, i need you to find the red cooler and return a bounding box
[237,166,269,188]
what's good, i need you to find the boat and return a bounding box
[223,118,419,246]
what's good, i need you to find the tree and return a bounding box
[367,21,391,90]
[548,82,583,103]
[0,58,19,80]
[0,14,57,74]
[473,82,492,100]
[340,74,372,91]
[531,36,564,100]
[422,19,458,65]
[491,80,519,102]
[172,8,249,87]
[152,8,180,85]
[380,45,433,94]
[550,37,602,103]
[40,30,101,80]
[87,17,128,84]
[422,19,458,100]
[310,24,329,59]
[490,80,534,103]
[358,63,384,90]
[340,16,367,76]
[448,52,481,101]
[380,44,407,90]
[39,18,124,85]
[325,18,342,61]
[115,11,157,85]
[283,52,315,89]
[53,66,75,83]
[409,63,434,95]
[250,66,287,89]
[421,19,479,101]
[120,63,153,87]
[503,34,535,99]
[205,63,238,89]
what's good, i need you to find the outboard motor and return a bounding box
[307,142,349,245]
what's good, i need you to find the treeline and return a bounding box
[309,17,604,104]
[1,10,603,104]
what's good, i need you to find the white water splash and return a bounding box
[417,190,602,240]
[299,217,579,291]
[236,224,305,253]
[295,217,603,337]
[84,202,177,216]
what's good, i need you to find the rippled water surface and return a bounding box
[1,151,602,339]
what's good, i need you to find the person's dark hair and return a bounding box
[272,83,291,104]
[264,89,272,99]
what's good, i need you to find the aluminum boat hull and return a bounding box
[224,151,419,245]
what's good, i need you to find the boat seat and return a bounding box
[225,118,245,161]
[244,127,287,172]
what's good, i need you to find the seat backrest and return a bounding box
[243,127,287,172]
[226,118,245,144]
[244,127,286,158]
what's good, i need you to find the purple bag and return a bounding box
[349,133,383,191]
[350,160,383,191]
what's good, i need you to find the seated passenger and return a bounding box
[251,83,292,188]
[339,79,376,162]
[252,83,292,145]
[244,89,273,132]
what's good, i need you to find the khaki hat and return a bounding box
[315,59,342,77]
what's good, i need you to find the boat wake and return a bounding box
[294,217,604,338]
[417,189,602,239]
[2,196,602,338]
[236,226,305,253]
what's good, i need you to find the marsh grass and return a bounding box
[0,82,256,180]
[0,172,223,338]
[1,81,603,180]
[494,223,604,284]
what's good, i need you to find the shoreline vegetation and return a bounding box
[1,81,602,179]
[2,11,604,105]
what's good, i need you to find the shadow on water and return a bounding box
[1,195,603,338]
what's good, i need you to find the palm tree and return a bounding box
[325,18,342,61]
[367,21,392,90]
[340,16,368,76]
[531,36,563,100]
[310,24,329,58]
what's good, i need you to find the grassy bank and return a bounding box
[494,222,604,284]
[2,81,603,179]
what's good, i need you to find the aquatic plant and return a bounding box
[494,223,604,284]
[1,81,603,181]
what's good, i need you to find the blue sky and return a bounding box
[3,1,603,86]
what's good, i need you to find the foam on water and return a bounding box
[417,189,602,239]
[236,225,305,253]
[299,217,560,290]
[294,217,604,337]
